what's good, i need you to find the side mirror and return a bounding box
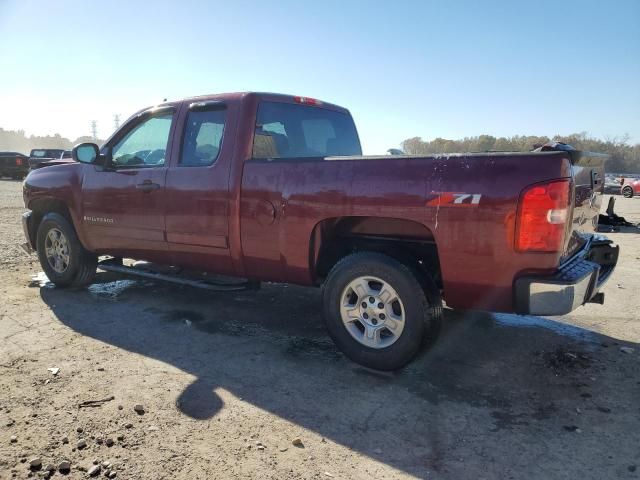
[72,143,100,164]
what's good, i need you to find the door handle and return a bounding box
[136,181,160,192]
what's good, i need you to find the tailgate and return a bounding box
[0,156,22,168]
[564,150,607,260]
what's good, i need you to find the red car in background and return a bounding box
[621,178,640,198]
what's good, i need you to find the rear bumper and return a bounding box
[514,235,619,316]
[0,165,28,177]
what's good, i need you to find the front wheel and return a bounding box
[622,186,634,198]
[322,252,442,371]
[36,212,97,287]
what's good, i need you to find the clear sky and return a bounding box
[1,0,639,154]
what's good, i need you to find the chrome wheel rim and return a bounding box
[623,187,632,198]
[339,276,405,349]
[44,228,70,273]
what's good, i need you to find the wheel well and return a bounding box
[28,198,73,246]
[311,217,442,288]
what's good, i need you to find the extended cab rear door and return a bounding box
[80,107,176,257]
[164,100,236,275]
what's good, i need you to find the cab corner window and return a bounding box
[179,108,226,167]
[111,113,173,168]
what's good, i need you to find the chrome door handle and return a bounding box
[136,181,160,192]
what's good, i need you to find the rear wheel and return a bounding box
[36,212,97,287]
[622,186,634,198]
[322,252,442,370]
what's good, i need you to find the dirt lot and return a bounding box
[1,178,639,480]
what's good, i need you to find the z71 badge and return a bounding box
[426,192,482,207]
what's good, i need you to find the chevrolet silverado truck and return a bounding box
[21,92,619,370]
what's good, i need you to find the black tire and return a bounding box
[36,212,97,288]
[322,252,442,371]
[622,186,634,198]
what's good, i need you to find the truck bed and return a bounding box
[241,150,582,312]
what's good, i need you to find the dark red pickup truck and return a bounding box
[21,92,619,369]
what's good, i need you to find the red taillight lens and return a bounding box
[15,157,23,166]
[515,179,571,252]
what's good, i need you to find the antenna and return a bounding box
[113,114,121,130]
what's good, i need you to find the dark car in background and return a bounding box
[0,151,29,179]
[28,149,66,169]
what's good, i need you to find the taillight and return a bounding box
[294,96,322,106]
[15,157,23,166]
[515,179,571,252]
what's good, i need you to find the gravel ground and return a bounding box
[0,178,639,479]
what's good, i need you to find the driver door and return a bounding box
[80,108,177,259]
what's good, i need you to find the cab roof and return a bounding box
[164,92,351,114]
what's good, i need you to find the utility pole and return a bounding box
[113,114,121,131]
[90,120,98,140]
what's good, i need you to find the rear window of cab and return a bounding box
[30,149,64,158]
[252,102,361,159]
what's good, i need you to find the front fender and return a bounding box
[23,163,90,249]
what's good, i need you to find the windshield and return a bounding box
[30,149,64,158]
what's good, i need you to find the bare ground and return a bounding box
[1,178,639,479]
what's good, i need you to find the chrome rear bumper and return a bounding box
[514,235,619,316]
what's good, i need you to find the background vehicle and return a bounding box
[0,151,29,179]
[20,92,618,370]
[621,178,640,198]
[28,148,66,169]
[604,174,624,194]
[28,149,76,170]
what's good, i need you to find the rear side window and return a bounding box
[180,108,226,166]
[252,102,361,159]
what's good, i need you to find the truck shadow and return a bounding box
[39,272,640,478]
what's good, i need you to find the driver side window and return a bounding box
[111,114,173,167]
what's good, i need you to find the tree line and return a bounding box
[2,126,639,173]
[402,132,640,173]
[0,128,104,154]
